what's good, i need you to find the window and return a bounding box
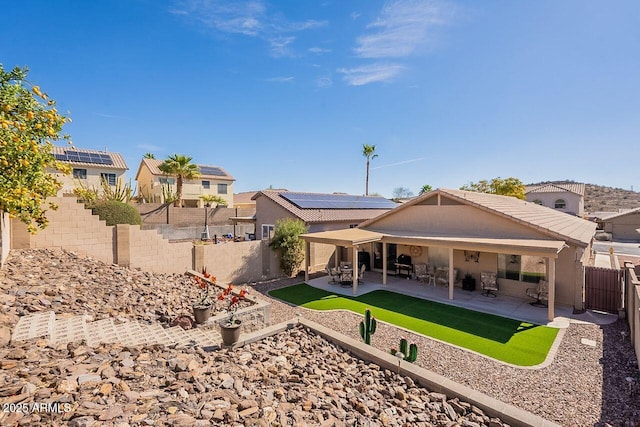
[202,180,210,189]
[262,224,274,240]
[497,254,546,283]
[532,199,543,205]
[159,177,175,185]
[72,168,87,179]
[217,183,228,194]
[100,173,116,186]
[554,199,566,209]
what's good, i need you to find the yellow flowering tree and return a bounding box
[0,64,71,233]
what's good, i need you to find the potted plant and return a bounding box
[192,267,214,324]
[217,284,249,346]
[462,273,476,291]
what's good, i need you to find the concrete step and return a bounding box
[11,311,56,342]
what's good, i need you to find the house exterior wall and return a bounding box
[136,163,234,207]
[603,211,640,242]
[52,168,127,197]
[364,201,588,309]
[525,192,583,217]
[370,205,546,239]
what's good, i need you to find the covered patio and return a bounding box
[305,270,617,327]
[301,228,565,322]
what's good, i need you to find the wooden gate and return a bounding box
[585,266,623,313]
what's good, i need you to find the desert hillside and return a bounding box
[528,180,640,213]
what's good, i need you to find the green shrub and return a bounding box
[269,218,309,277]
[91,200,142,226]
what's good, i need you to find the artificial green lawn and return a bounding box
[269,284,559,366]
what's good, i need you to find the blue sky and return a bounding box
[2,1,639,197]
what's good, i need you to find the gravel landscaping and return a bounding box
[0,248,638,426]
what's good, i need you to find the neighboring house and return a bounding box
[49,146,128,196]
[253,190,397,270]
[525,182,585,217]
[135,158,235,207]
[601,207,640,242]
[233,191,258,210]
[301,188,596,321]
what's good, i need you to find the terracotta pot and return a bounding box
[219,319,242,346]
[192,304,211,324]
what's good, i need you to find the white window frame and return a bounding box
[554,199,566,209]
[100,173,116,186]
[72,168,87,179]
[262,224,274,240]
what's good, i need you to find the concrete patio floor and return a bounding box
[306,271,618,328]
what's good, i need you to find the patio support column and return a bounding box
[304,240,310,283]
[334,246,339,269]
[352,246,358,295]
[548,257,556,321]
[448,247,454,300]
[382,243,388,286]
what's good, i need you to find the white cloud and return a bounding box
[337,63,405,86]
[171,0,327,56]
[316,76,333,88]
[308,47,331,55]
[351,12,361,20]
[268,36,296,57]
[354,0,451,58]
[264,76,295,83]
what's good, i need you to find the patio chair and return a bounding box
[414,263,430,283]
[480,271,498,297]
[435,267,458,287]
[526,280,548,307]
[357,263,366,284]
[326,267,340,285]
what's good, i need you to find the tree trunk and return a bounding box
[175,175,183,207]
[365,159,370,195]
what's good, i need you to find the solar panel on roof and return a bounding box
[280,193,397,210]
[54,151,114,165]
[199,166,225,176]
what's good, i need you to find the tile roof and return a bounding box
[601,207,640,221]
[233,191,258,205]
[255,190,396,224]
[136,158,234,181]
[362,188,596,247]
[51,146,128,170]
[525,182,585,196]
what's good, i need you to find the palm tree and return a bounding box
[143,152,155,159]
[158,154,200,207]
[362,144,378,196]
[419,184,433,195]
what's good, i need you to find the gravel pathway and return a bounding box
[253,276,640,426]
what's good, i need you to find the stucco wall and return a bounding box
[604,211,640,242]
[53,168,127,197]
[370,205,546,239]
[525,192,583,217]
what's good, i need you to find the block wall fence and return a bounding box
[624,262,640,370]
[8,197,303,283]
[135,203,255,227]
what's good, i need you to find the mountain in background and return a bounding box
[527,180,640,213]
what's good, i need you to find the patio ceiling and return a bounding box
[301,228,565,258]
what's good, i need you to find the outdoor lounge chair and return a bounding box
[435,268,458,287]
[414,263,429,283]
[326,267,340,285]
[357,263,366,284]
[480,271,498,297]
[526,280,548,307]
